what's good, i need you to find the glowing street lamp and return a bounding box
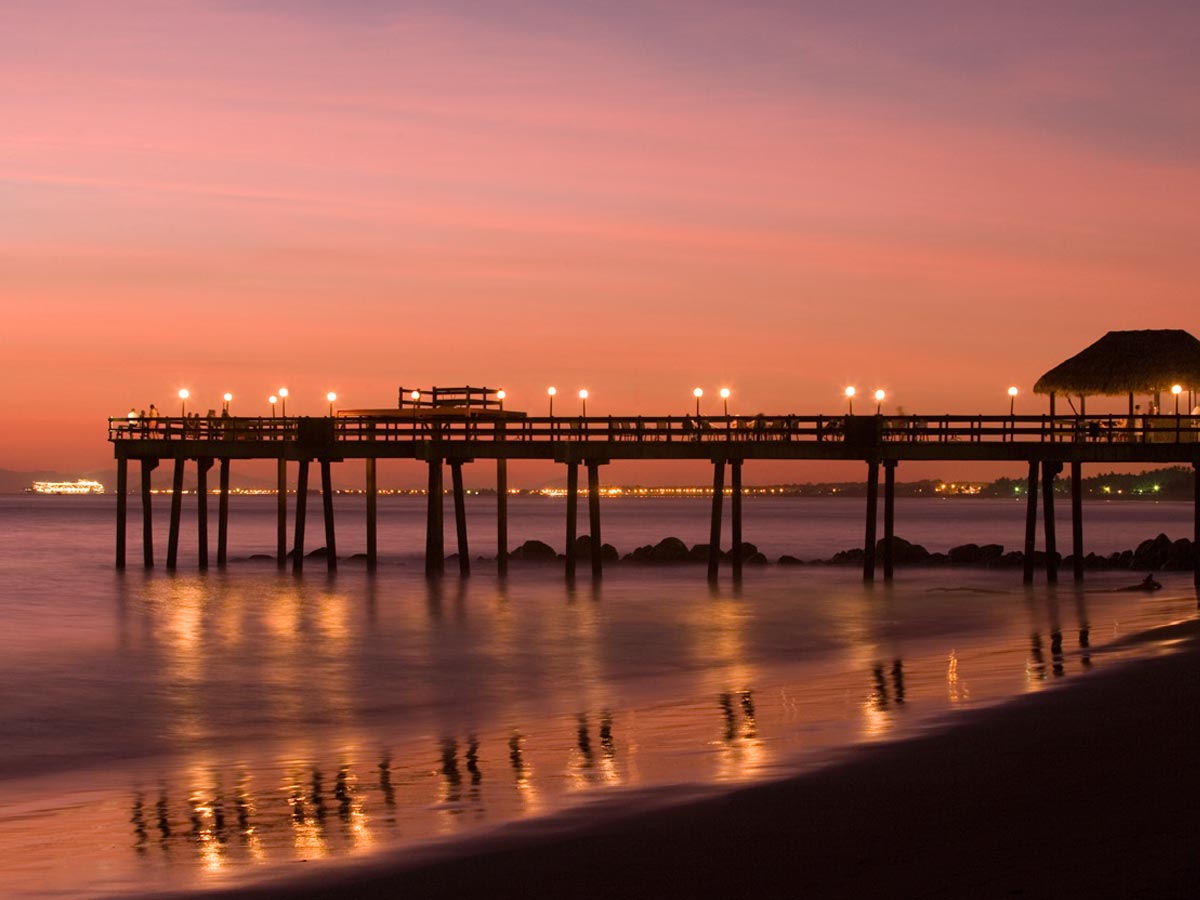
[845,386,856,415]
[222,392,233,414]
[497,389,506,411]
[693,387,703,416]
[1172,383,1183,414]
[327,391,337,416]
[579,388,588,418]
[720,387,731,416]
[547,386,556,417]
[278,387,288,417]
[268,394,278,417]
[409,390,420,406]
[874,389,885,414]
[1008,386,1018,415]
[178,388,189,417]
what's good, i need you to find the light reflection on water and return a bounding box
[0,555,1196,897]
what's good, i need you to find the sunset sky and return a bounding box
[3,1,1199,484]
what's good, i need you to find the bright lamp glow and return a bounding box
[1008,386,1019,397]
[223,392,233,402]
[548,386,557,396]
[410,390,420,401]
[693,388,703,398]
[579,389,588,399]
[326,392,337,402]
[845,386,856,398]
[1172,384,1183,395]
[719,388,730,399]
[178,389,189,400]
[874,389,885,401]
[497,390,506,400]
[269,395,278,404]
[278,387,288,398]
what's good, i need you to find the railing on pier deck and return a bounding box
[108,413,1200,447]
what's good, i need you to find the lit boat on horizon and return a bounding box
[28,480,106,495]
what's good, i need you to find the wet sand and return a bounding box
[150,617,1200,900]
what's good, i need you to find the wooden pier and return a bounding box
[108,394,1200,585]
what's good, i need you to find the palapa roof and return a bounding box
[1034,329,1200,395]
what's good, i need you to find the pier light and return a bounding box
[720,387,731,416]
[1008,386,1018,415]
[579,388,588,417]
[409,390,420,403]
[222,392,233,414]
[693,387,703,416]
[497,389,506,411]
[874,389,885,414]
[845,386,856,414]
[547,386,556,416]
[1172,383,1183,414]
[269,394,278,417]
[278,387,288,417]
[326,391,337,416]
[178,388,189,417]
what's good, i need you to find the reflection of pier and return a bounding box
[109,385,1200,584]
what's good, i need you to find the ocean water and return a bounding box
[0,494,1196,898]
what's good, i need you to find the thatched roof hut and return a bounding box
[1034,329,1200,396]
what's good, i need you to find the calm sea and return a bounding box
[0,494,1196,898]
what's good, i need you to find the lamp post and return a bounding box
[269,395,278,417]
[1172,384,1182,414]
[409,390,420,407]
[579,388,588,418]
[1008,386,1018,416]
[693,387,703,416]
[497,389,506,411]
[223,392,233,414]
[720,387,730,416]
[327,392,337,416]
[548,386,556,417]
[874,389,885,414]
[845,386,856,415]
[278,387,288,417]
[178,388,189,417]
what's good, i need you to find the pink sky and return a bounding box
[2,1,1199,484]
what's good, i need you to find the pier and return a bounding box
[108,386,1200,585]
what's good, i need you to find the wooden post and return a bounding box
[497,421,508,576]
[451,460,469,576]
[731,458,743,581]
[115,456,127,569]
[293,459,309,574]
[863,460,879,582]
[365,458,378,571]
[196,458,212,570]
[321,459,337,573]
[141,458,157,568]
[277,457,287,569]
[587,460,603,579]
[425,459,444,576]
[166,458,185,570]
[1071,460,1083,582]
[1043,460,1061,583]
[1023,459,1039,584]
[1194,462,1200,590]
[217,458,230,567]
[566,462,579,580]
[883,460,897,581]
[708,460,725,581]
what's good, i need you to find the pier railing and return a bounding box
[108,413,1200,445]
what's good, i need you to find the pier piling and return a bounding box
[166,458,185,570]
[565,462,579,580]
[708,460,725,581]
[863,460,879,582]
[196,458,212,570]
[731,459,743,581]
[425,459,444,577]
[1071,460,1083,582]
[321,459,337,573]
[365,458,377,570]
[217,458,230,567]
[276,457,287,569]
[115,457,127,569]
[293,459,309,574]
[451,460,469,576]
[496,422,508,576]
[141,458,157,568]
[883,460,897,581]
[588,460,603,579]
[1023,460,1039,584]
[1042,461,1062,583]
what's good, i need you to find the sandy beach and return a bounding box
[144,615,1199,900]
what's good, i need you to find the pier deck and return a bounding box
[108,413,1200,584]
